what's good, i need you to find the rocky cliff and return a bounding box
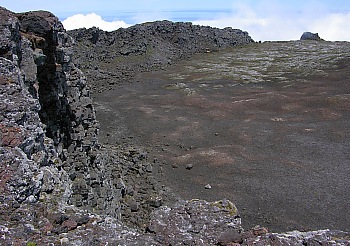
[0,7,165,244]
[0,6,349,245]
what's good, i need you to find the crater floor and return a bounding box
[93,41,350,232]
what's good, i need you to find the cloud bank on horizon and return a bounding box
[60,2,350,41]
[192,2,350,41]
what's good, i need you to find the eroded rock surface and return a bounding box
[0,5,349,245]
[0,6,162,245]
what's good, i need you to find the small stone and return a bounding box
[69,173,77,181]
[33,49,46,66]
[185,163,194,170]
[171,163,178,168]
[12,201,20,209]
[148,196,162,208]
[146,164,153,173]
[60,238,69,244]
[251,225,268,236]
[27,195,37,203]
[126,186,134,196]
[76,216,90,226]
[53,214,69,225]
[24,223,35,231]
[129,199,139,212]
[205,184,212,189]
[61,219,78,231]
[221,198,230,207]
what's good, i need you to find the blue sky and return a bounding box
[1,0,350,41]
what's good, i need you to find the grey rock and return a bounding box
[300,32,323,41]
[185,163,193,170]
[145,164,153,172]
[148,199,241,245]
[244,229,350,245]
[148,196,163,208]
[32,48,46,66]
[129,199,139,212]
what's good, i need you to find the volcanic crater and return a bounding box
[94,41,350,232]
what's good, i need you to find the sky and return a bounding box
[1,0,350,41]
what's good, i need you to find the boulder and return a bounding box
[300,32,323,41]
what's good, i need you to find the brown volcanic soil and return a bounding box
[93,41,350,232]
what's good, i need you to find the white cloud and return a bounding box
[192,2,301,41]
[194,4,269,29]
[62,13,131,31]
[193,2,350,41]
[309,12,350,41]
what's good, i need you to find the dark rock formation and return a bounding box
[0,6,163,244]
[67,21,254,92]
[300,31,323,41]
[0,5,349,245]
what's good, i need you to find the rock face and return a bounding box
[0,5,349,245]
[0,7,53,205]
[0,6,162,244]
[0,7,113,213]
[300,31,323,41]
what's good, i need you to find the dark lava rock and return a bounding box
[67,21,254,92]
[75,215,90,226]
[0,6,161,244]
[16,10,65,37]
[300,31,323,41]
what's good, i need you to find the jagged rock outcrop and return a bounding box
[0,6,165,244]
[0,6,55,206]
[16,10,99,153]
[67,21,254,92]
[0,7,112,212]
